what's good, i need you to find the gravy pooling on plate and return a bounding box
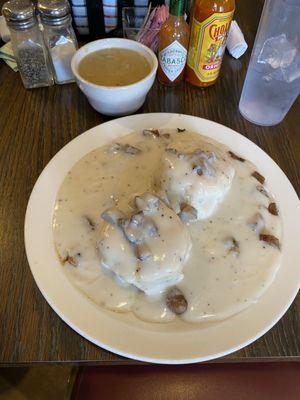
[53,129,282,323]
[78,48,151,86]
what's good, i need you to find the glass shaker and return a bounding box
[239,0,300,126]
[38,0,78,84]
[2,0,54,89]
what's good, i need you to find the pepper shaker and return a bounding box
[38,0,78,84]
[2,0,54,89]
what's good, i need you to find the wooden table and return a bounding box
[0,0,299,365]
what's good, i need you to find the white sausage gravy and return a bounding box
[53,129,281,323]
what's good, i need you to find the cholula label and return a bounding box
[159,40,187,82]
[187,11,233,82]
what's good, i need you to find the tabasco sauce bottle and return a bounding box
[158,0,190,86]
[186,0,235,87]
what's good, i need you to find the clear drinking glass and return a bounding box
[122,7,160,52]
[122,7,149,40]
[239,0,300,126]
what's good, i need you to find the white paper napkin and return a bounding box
[226,20,248,59]
[0,41,17,71]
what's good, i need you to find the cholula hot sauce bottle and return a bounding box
[186,0,235,87]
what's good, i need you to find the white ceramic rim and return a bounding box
[24,113,300,364]
[71,38,158,90]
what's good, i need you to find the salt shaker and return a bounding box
[2,0,54,89]
[38,0,78,84]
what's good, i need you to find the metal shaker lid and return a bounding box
[2,0,35,28]
[37,0,70,25]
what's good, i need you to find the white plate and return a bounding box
[25,113,300,364]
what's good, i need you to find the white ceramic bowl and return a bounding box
[71,38,158,116]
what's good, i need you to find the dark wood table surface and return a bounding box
[0,0,299,365]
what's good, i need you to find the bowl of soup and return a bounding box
[71,39,158,116]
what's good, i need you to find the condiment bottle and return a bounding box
[2,0,54,89]
[38,0,78,84]
[158,0,189,86]
[186,0,235,87]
